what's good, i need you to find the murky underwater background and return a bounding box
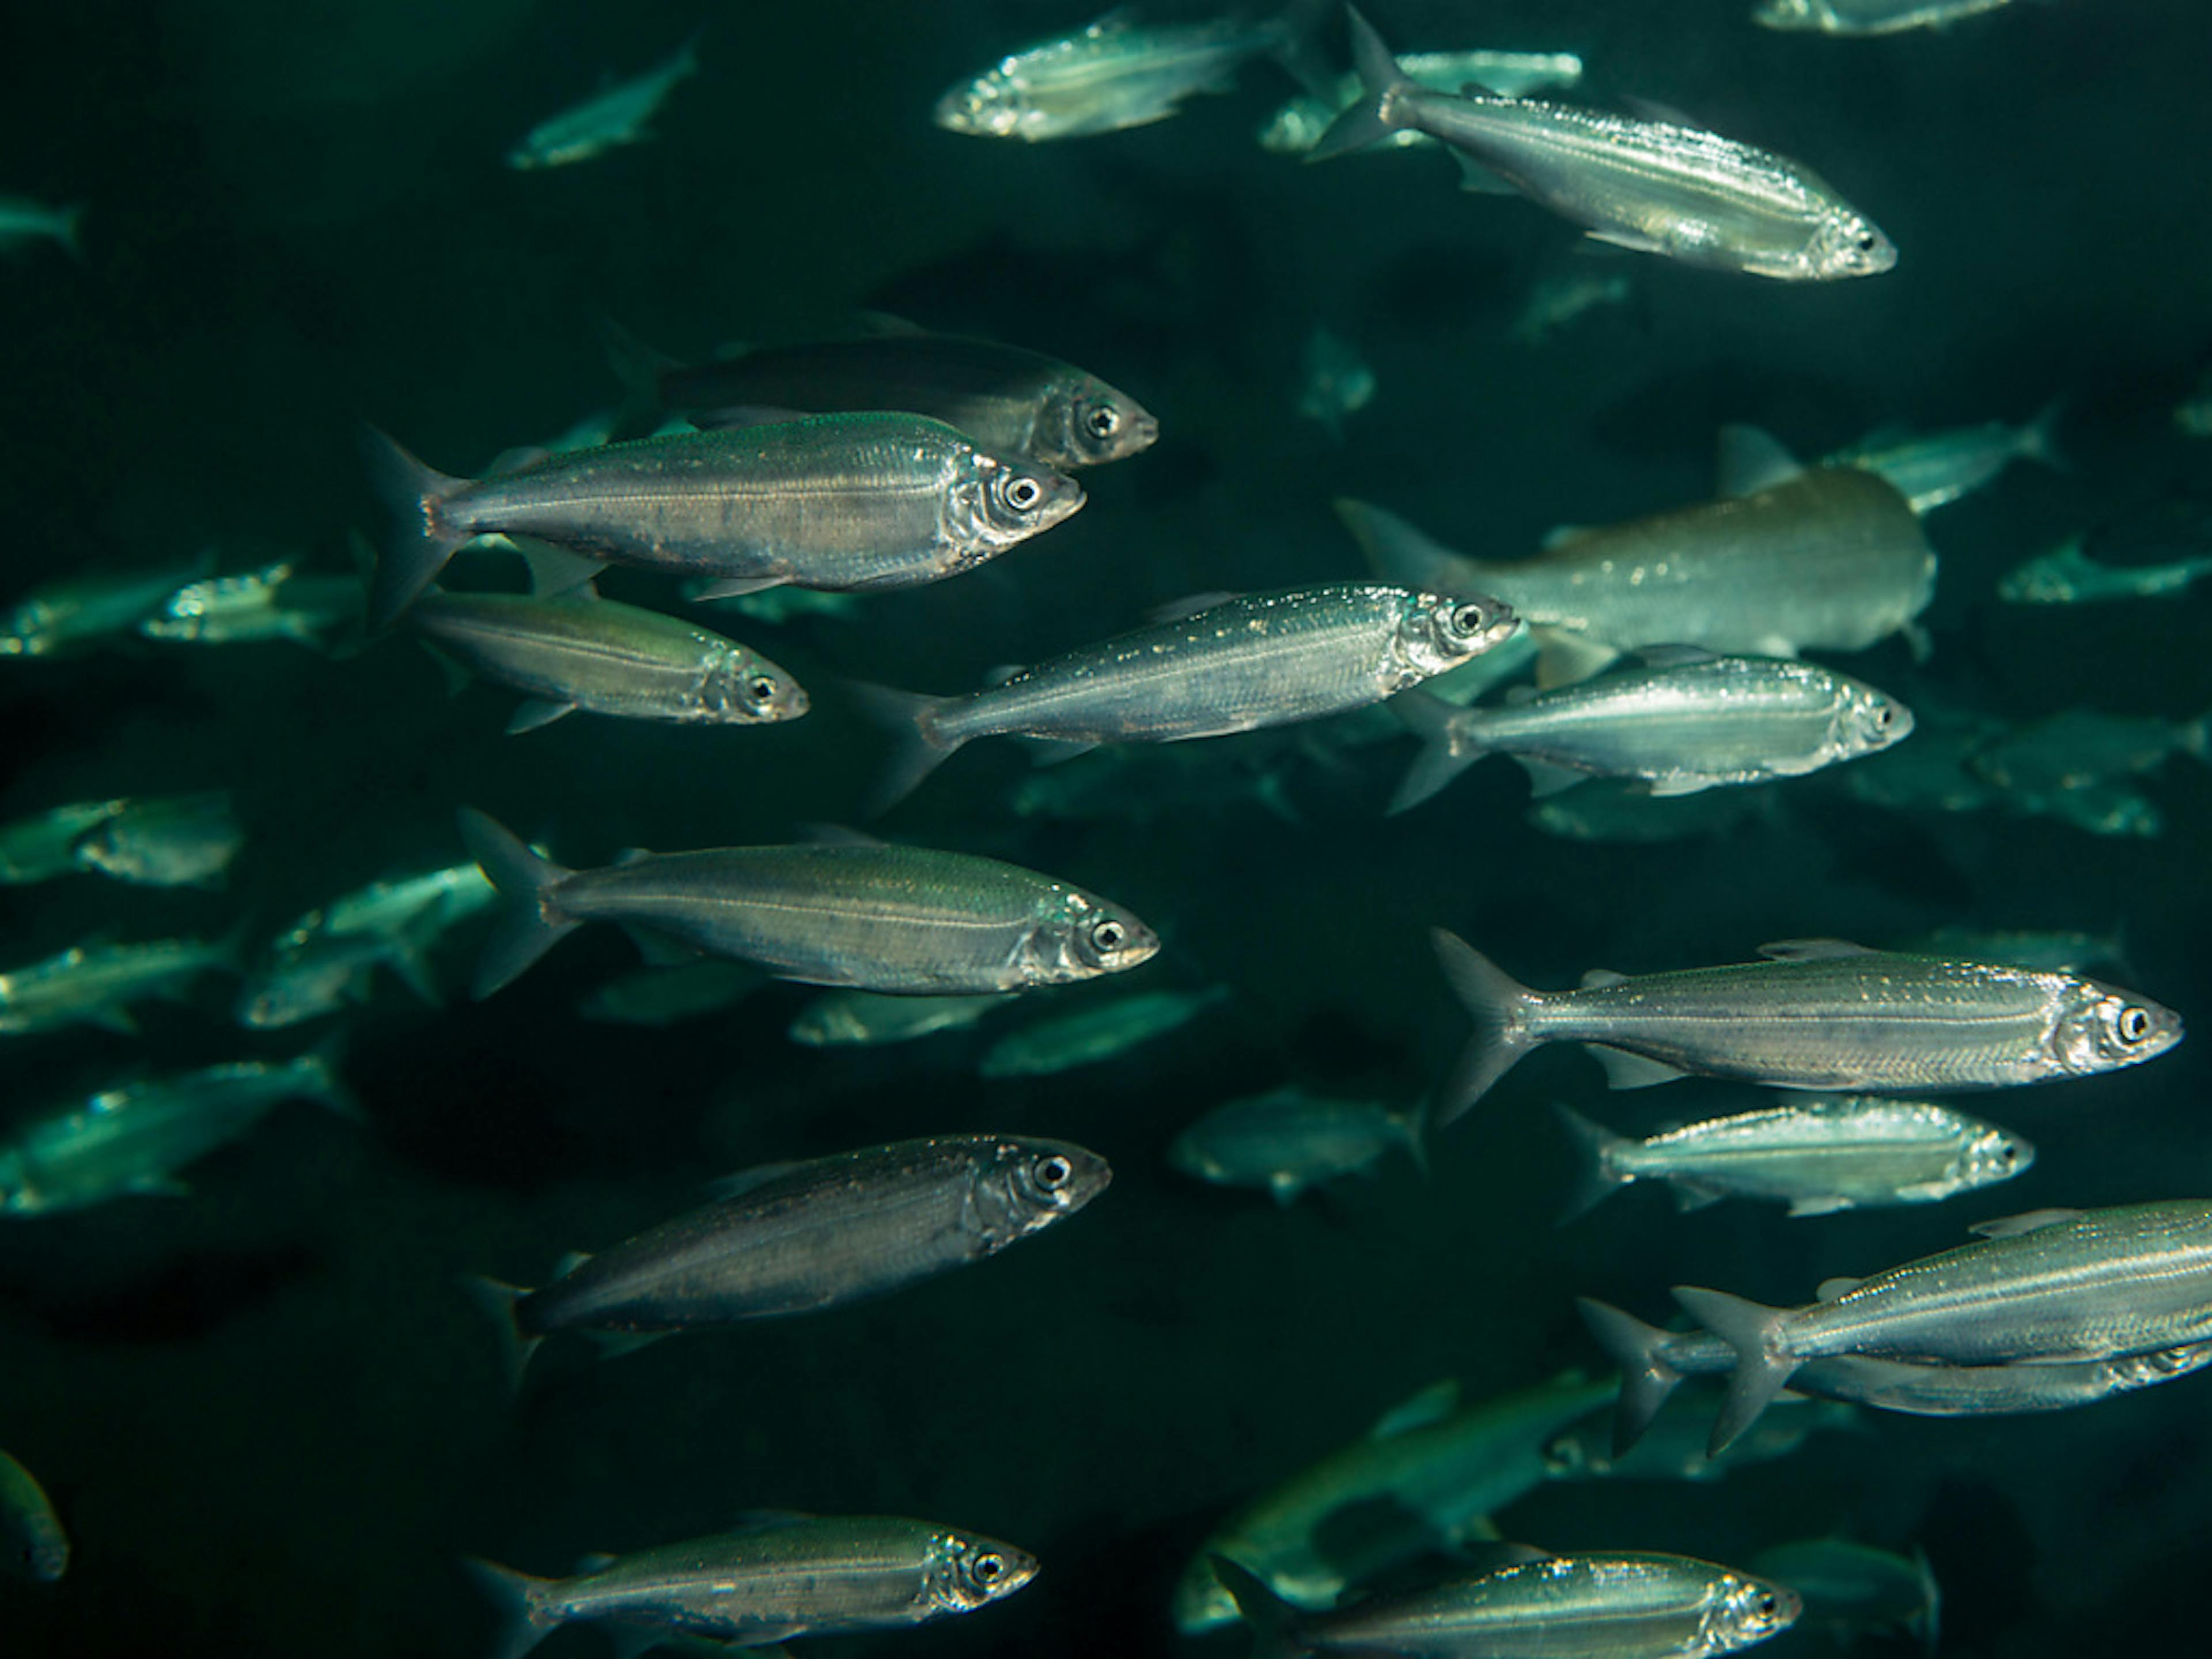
[5,0,2212,1654]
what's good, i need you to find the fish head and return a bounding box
[933,66,1034,140]
[1806,207,1897,280]
[1836,681,1915,757]
[1395,589,1520,677]
[1164,1127,1224,1183]
[929,1528,1040,1612]
[951,452,1086,551]
[1037,378,1161,468]
[979,1137,1113,1239]
[1022,887,1160,984]
[2053,979,2184,1074]
[1961,1123,2035,1189]
[700,646,810,724]
[1705,1571,1801,1651]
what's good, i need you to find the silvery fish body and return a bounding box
[1824,401,2063,513]
[0,195,83,257]
[579,961,762,1027]
[979,985,1229,1077]
[71,791,243,888]
[408,590,807,733]
[0,1449,67,1581]
[1168,1087,1423,1203]
[237,927,427,1029]
[302,861,495,947]
[0,799,126,885]
[1755,0,2017,35]
[1431,934,2181,1124]
[459,809,1158,999]
[1555,1097,2031,1220]
[1317,10,1892,281]
[1340,470,1933,675]
[139,561,363,647]
[1173,1373,1617,1633]
[507,33,700,169]
[1748,1541,1937,1652]
[473,1515,1036,1654]
[0,1054,351,1215]
[787,988,1013,1047]
[0,555,212,656]
[0,935,239,1036]
[1260,50,1584,154]
[509,1137,1108,1336]
[1999,539,2212,605]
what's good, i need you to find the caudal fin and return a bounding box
[1551,1104,1633,1224]
[463,1556,558,1659]
[460,1275,546,1401]
[1670,1285,1797,1456]
[457,808,582,998]
[1389,691,1486,815]
[1209,1555,1308,1659]
[1430,930,1539,1127]
[1335,498,1472,591]
[2019,396,2069,471]
[1574,1297,1685,1454]
[362,427,475,630]
[1307,7,1414,162]
[845,681,966,815]
[293,1035,365,1122]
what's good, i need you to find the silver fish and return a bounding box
[469,1514,1036,1658]
[459,810,1157,998]
[299,861,496,947]
[1529,778,1778,844]
[1970,708,2207,797]
[1554,1097,2032,1220]
[1512,270,1634,345]
[0,1050,354,1215]
[855,584,1517,809]
[237,927,437,1030]
[1999,537,2212,605]
[0,194,84,259]
[787,988,1013,1047]
[935,0,1328,142]
[1391,649,1911,813]
[0,554,213,657]
[0,1449,66,1582]
[1673,1202,2212,1450]
[0,799,127,885]
[507,32,700,169]
[1821,400,2065,513]
[408,588,807,733]
[139,560,363,647]
[1431,934,2181,1124]
[580,961,763,1027]
[1749,1540,1938,1654]
[71,791,243,888]
[1294,327,1375,440]
[1756,0,2018,35]
[1314,9,1892,281]
[1168,1088,1425,1204]
[1260,50,1584,155]
[0,933,242,1037]
[979,985,1229,1078]
[362,416,1082,629]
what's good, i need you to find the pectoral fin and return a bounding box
[1587,1044,1688,1089]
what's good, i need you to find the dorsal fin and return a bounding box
[1969,1207,2085,1240]
[1757,940,1877,962]
[1815,1276,1864,1302]
[1369,1379,1460,1439]
[1716,424,1804,498]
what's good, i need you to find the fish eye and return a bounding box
[1758,1593,1779,1620]
[1003,475,1044,512]
[1448,603,1489,635]
[1086,406,1119,439]
[972,1552,1005,1585]
[1856,233,1877,252]
[1035,1153,1072,1189]
[747,675,778,703]
[1874,704,1895,727]
[1090,918,1126,953]
[2120,1006,2153,1043]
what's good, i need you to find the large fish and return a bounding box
[1755,0,2019,35]
[1430,933,2181,1124]
[460,810,1157,998]
[1313,9,1892,281]
[506,31,701,170]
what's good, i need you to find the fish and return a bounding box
[1294,328,1375,440]
[0,799,128,885]
[700,585,865,624]
[506,31,702,170]
[1819,400,2066,513]
[1554,1097,2032,1221]
[1998,537,2212,605]
[360,416,1083,630]
[0,194,84,259]
[1312,9,1892,281]
[468,1513,1036,1658]
[853,584,1518,809]
[236,926,439,1029]
[1543,1391,1859,1484]
[1214,1548,1800,1659]
[0,933,244,1037]
[1896,924,2130,978]
[470,1135,1108,1381]
[1167,1088,1425,1204]
[0,1049,355,1215]
[1430,933,2181,1124]
[787,988,1014,1047]
[0,1449,66,1582]
[408,586,808,733]
[934,0,1331,142]
[979,985,1230,1078]
[299,860,497,946]
[1260,50,1584,155]
[1339,452,1933,686]
[70,790,244,888]
[1969,708,2208,797]
[1512,270,1635,345]
[0,553,214,657]
[1755,0,2019,35]
[1171,1372,1618,1633]
[138,560,364,648]
[1529,778,1779,843]
[579,960,763,1027]
[1390,649,1912,813]
[1672,1202,2212,1450]
[1749,1540,1939,1655]
[459,809,1158,999]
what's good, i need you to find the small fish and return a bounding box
[1998,537,2212,604]
[1391,649,1911,813]
[1529,778,1778,844]
[0,554,213,657]
[1512,270,1634,345]
[0,194,84,259]
[935,0,1331,142]
[1971,708,2208,797]
[408,586,808,733]
[0,933,243,1037]
[579,961,763,1027]
[469,1514,1036,1658]
[507,32,701,170]
[1314,10,1892,281]
[460,810,1158,998]
[787,988,1013,1047]
[1554,1097,2031,1221]
[1756,0,2018,35]
[0,799,128,885]
[1749,1540,1939,1656]
[979,985,1229,1078]
[1821,399,2066,513]
[1260,50,1584,155]
[1431,933,2180,1124]
[139,560,363,648]
[362,416,1081,629]
[70,791,243,888]
[0,1449,66,1581]
[1167,1088,1425,1203]
[1673,1202,2212,1451]
[1294,328,1375,440]
[236,927,436,1030]
[1543,1391,1859,1485]
[0,1049,355,1215]
[854,584,1517,809]
[301,860,497,946]
[1897,924,2130,978]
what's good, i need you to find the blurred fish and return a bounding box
[1757,0,2018,34]
[1529,778,1778,843]
[1749,1540,1938,1654]
[1820,400,2066,513]
[472,1137,1107,1380]
[409,585,808,733]
[301,860,496,945]
[698,585,863,624]
[0,553,213,657]
[1431,933,2181,1124]
[0,799,127,885]
[361,417,1082,629]
[1971,708,2207,797]
[787,988,1013,1047]
[1172,1372,1617,1634]
[1168,1087,1424,1204]
[1260,50,1584,154]
[237,926,438,1030]
[506,31,701,170]
[1998,537,2212,604]
[460,810,1158,998]
[0,194,84,259]
[1512,270,1634,345]
[71,791,243,888]
[1391,649,1911,813]
[469,1514,1036,1658]
[854,585,1517,809]
[1214,1548,1799,1658]
[1897,923,2130,977]
[1554,1097,2031,1221]
[1672,1202,2212,1450]
[0,1449,66,1582]
[934,0,1331,142]
[1313,10,1892,281]
[1543,1390,1859,1484]
[1294,328,1375,440]
[139,560,363,648]
[979,985,1229,1078]
[579,960,762,1027]
[0,933,243,1037]
[0,1048,354,1215]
